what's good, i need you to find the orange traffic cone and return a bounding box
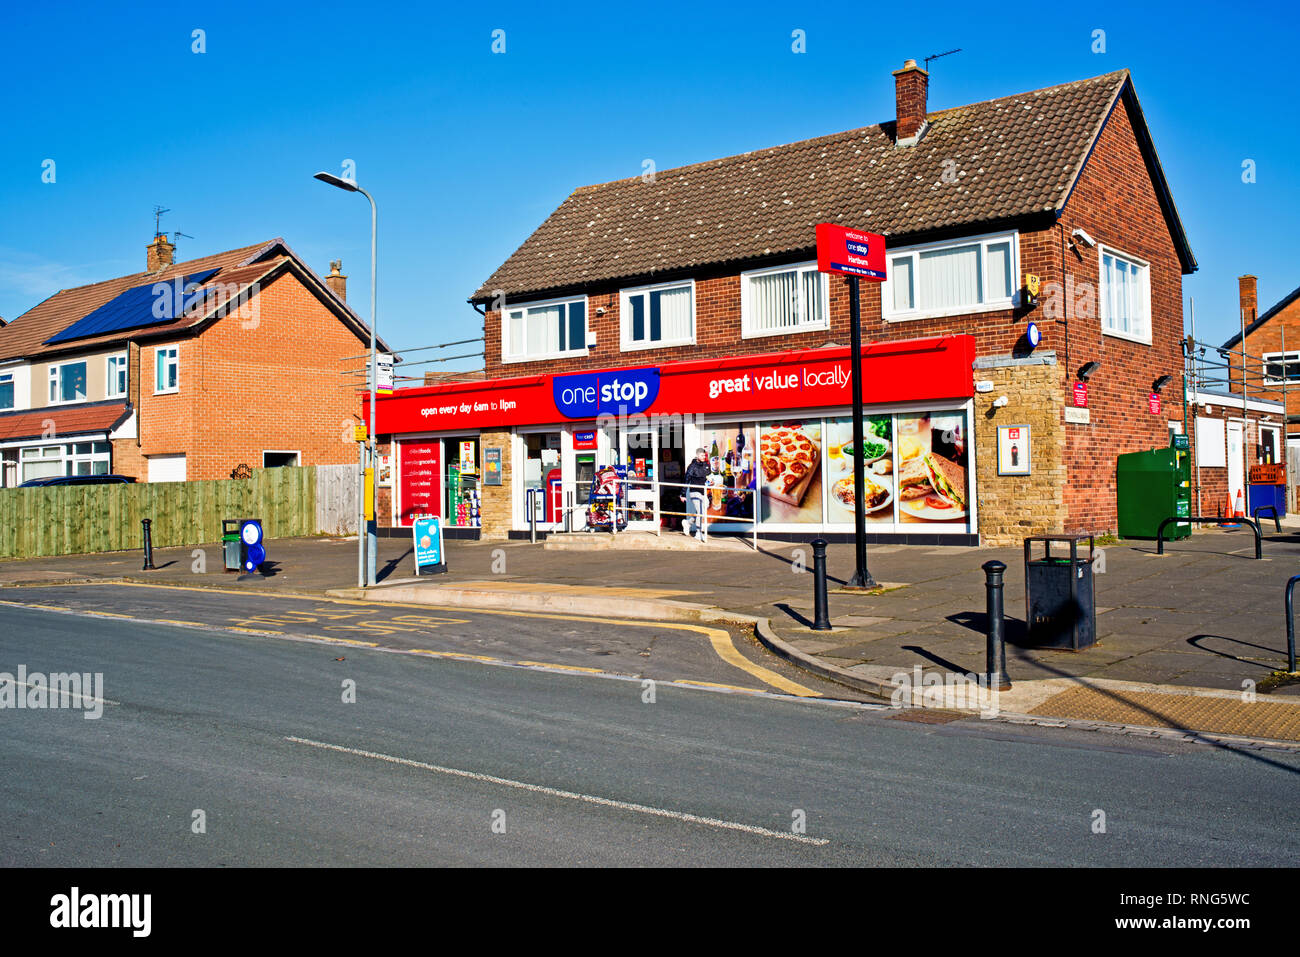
[1234,489,1246,519]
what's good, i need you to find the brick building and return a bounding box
[372,61,1196,544]
[1218,275,1300,447]
[0,236,385,486]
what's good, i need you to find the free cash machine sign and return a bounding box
[815,223,886,280]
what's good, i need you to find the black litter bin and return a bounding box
[1023,535,1097,651]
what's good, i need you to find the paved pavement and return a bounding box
[4,523,1300,741]
[4,604,1296,867]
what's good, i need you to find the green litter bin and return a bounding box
[222,519,242,571]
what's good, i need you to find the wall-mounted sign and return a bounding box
[1026,321,1041,348]
[377,453,392,487]
[1024,273,1041,307]
[484,447,503,486]
[572,430,598,450]
[1065,407,1091,425]
[1148,392,1161,415]
[412,515,446,575]
[815,224,887,280]
[552,368,661,419]
[1072,382,1088,408]
[353,424,368,442]
[997,425,1032,476]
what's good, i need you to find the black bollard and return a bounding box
[141,518,157,571]
[982,560,1011,691]
[811,538,832,631]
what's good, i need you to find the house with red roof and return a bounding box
[0,235,385,486]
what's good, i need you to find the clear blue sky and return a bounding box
[1,0,1295,369]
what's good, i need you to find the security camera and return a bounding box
[595,306,606,316]
[993,395,1009,408]
[1071,228,1097,248]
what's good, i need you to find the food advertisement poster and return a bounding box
[895,411,969,526]
[824,415,894,525]
[696,422,756,523]
[412,515,444,574]
[759,420,824,524]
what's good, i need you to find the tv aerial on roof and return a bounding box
[923,48,962,71]
[153,205,171,237]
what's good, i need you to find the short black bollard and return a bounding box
[982,560,1011,691]
[141,518,157,571]
[1286,575,1300,674]
[811,538,832,631]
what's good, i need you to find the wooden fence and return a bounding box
[0,466,322,560]
[315,463,359,536]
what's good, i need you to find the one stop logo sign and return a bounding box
[815,224,887,280]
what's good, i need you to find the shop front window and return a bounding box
[695,422,757,527]
[521,432,561,524]
[444,437,481,527]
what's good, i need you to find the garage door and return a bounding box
[148,454,187,483]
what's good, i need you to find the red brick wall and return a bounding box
[478,93,1187,536]
[134,270,366,481]
[1234,294,1300,424]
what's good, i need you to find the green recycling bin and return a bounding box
[1116,435,1191,540]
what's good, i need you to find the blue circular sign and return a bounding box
[246,543,266,567]
[1026,321,1041,348]
[240,520,263,546]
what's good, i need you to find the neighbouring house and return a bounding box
[0,236,387,487]
[371,60,1196,544]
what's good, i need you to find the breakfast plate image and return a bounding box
[829,475,892,518]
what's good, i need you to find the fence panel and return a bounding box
[0,466,322,560]
[316,463,358,536]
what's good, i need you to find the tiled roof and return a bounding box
[0,400,130,442]
[473,69,1190,302]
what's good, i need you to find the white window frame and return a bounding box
[501,295,589,365]
[741,260,830,339]
[619,279,696,351]
[0,371,13,411]
[882,230,1020,322]
[154,346,179,394]
[1262,351,1300,386]
[47,360,89,405]
[106,353,128,399]
[1098,244,1152,346]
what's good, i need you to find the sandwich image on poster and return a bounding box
[759,421,822,523]
[896,412,969,525]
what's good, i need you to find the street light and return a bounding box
[315,170,378,587]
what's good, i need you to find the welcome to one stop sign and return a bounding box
[815,223,887,280]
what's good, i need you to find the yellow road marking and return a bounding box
[153,619,204,626]
[315,636,379,647]
[17,580,821,697]
[409,649,500,662]
[516,661,606,674]
[227,626,284,635]
[671,679,764,693]
[84,610,134,618]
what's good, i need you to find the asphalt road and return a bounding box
[1,600,1297,866]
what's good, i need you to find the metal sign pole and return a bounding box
[847,276,877,588]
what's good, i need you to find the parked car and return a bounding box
[18,474,137,487]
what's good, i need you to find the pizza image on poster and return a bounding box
[758,421,822,524]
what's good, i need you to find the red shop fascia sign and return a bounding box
[366,334,977,433]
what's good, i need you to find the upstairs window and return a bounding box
[107,354,128,398]
[1263,352,1300,385]
[1100,246,1151,344]
[154,346,179,394]
[620,280,694,350]
[0,372,13,410]
[742,262,828,338]
[503,297,587,363]
[883,232,1017,320]
[48,361,88,404]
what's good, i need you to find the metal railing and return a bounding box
[1251,504,1282,533]
[1156,515,1262,559]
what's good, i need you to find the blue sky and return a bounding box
[1,0,1295,371]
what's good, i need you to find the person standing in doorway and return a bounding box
[682,447,710,541]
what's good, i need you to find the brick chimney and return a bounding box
[147,233,175,272]
[893,58,929,145]
[1239,275,1258,325]
[325,260,347,301]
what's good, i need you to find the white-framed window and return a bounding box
[1263,352,1300,385]
[48,360,88,404]
[0,372,13,411]
[107,354,128,398]
[154,346,179,394]
[67,440,111,476]
[883,231,1018,321]
[620,280,694,350]
[502,296,588,363]
[20,444,64,482]
[741,261,829,338]
[1099,245,1151,344]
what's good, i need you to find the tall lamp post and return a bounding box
[315,171,378,587]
